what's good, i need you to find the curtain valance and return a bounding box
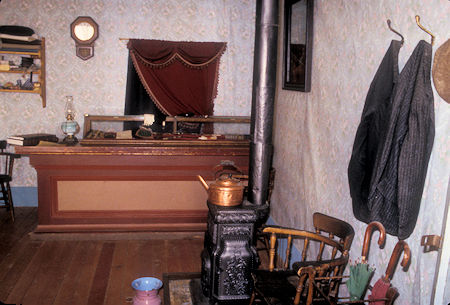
[127,39,226,116]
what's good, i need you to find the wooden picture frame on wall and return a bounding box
[283,0,314,92]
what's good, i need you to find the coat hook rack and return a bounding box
[415,15,435,46]
[387,19,404,46]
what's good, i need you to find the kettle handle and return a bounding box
[213,161,243,180]
[197,175,209,191]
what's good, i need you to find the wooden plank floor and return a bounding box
[0,207,206,305]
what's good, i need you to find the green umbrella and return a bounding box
[345,221,386,301]
[346,260,375,301]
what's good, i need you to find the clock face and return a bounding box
[74,22,95,41]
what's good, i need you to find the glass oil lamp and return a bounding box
[61,95,80,145]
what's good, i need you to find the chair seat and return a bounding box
[252,269,298,304]
[0,174,12,182]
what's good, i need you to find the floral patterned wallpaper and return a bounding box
[270,1,449,304]
[0,0,255,185]
[1,0,449,303]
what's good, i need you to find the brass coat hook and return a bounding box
[387,19,404,45]
[415,15,435,46]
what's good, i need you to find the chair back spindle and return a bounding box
[302,238,309,262]
[284,235,292,270]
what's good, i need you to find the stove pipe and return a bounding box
[248,0,279,206]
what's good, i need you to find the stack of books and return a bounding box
[0,32,41,52]
[7,133,58,146]
[0,42,40,52]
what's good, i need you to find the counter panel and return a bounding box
[16,143,249,232]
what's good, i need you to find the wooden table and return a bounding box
[16,141,249,233]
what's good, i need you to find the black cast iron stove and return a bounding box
[201,200,260,304]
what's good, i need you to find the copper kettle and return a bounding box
[197,174,244,206]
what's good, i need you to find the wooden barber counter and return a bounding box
[15,115,250,233]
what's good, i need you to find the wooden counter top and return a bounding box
[15,140,250,156]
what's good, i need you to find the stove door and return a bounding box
[213,239,255,301]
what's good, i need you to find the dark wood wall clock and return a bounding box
[70,16,99,60]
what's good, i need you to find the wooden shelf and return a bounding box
[0,38,46,108]
[0,50,40,56]
[0,69,40,74]
[0,88,40,94]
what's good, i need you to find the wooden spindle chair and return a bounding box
[0,140,20,221]
[250,213,355,305]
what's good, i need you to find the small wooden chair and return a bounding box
[250,213,355,305]
[0,140,20,221]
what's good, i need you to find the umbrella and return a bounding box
[346,260,375,300]
[369,240,411,305]
[368,278,390,305]
[346,222,386,301]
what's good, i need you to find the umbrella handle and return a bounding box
[383,240,411,281]
[361,221,386,262]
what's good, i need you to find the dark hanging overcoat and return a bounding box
[368,40,435,239]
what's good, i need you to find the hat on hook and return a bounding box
[432,39,450,103]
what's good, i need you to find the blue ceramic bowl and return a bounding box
[131,277,163,291]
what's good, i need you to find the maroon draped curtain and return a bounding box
[127,39,227,116]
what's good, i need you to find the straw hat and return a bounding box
[432,39,450,103]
